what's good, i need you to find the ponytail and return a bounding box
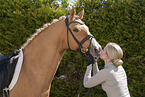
[111,59,123,67]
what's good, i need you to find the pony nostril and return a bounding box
[94,47,101,54]
[94,48,97,52]
[94,48,99,53]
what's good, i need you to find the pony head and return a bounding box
[66,8,102,59]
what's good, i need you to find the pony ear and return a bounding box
[77,8,84,19]
[69,7,76,22]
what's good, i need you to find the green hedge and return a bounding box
[0,0,68,54]
[0,0,145,97]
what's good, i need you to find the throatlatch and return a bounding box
[65,16,94,53]
[65,16,95,97]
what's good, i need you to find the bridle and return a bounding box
[65,16,95,97]
[65,16,94,54]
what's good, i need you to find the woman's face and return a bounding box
[99,46,109,60]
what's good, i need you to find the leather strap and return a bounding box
[65,16,94,53]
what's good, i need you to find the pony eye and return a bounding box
[73,28,79,32]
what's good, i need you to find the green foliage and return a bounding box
[74,0,144,97]
[52,0,145,97]
[0,0,145,97]
[0,0,68,54]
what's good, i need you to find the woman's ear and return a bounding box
[105,52,110,59]
[106,54,110,59]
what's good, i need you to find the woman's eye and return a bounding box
[73,28,79,32]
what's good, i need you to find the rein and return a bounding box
[65,16,95,97]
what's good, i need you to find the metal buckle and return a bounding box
[81,46,88,53]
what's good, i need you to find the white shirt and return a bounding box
[84,62,130,97]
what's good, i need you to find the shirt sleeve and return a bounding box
[93,62,99,75]
[83,65,107,88]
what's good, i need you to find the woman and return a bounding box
[84,42,130,97]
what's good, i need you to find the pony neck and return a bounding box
[11,19,67,97]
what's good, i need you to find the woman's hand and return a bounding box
[85,54,94,65]
[87,64,92,70]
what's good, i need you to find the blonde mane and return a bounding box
[21,16,66,49]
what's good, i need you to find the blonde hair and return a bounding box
[106,42,123,67]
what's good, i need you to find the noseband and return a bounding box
[65,16,96,97]
[65,16,94,53]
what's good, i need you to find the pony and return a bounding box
[9,8,102,97]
